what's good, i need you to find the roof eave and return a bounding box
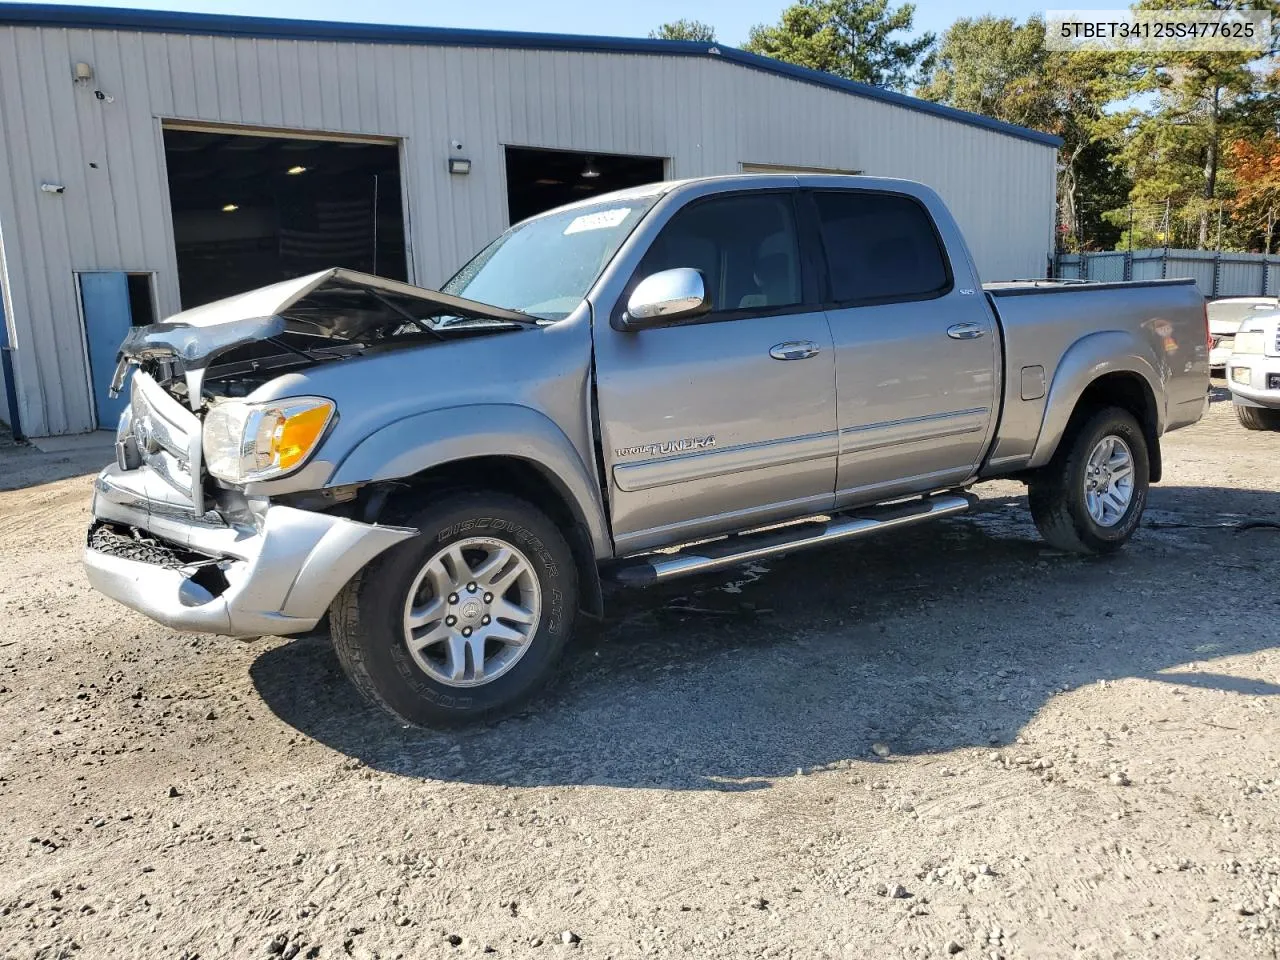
[0,3,1063,148]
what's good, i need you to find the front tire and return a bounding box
[1235,404,1280,431]
[1028,407,1149,555]
[330,492,578,727]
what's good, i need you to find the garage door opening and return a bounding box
[504,147,666,224]
[163,126,407,308]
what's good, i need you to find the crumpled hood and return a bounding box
[116,267,529,368]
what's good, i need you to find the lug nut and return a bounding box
[467,582,478,593]
[446,615,457,626]
[481,615,491,625]
[483,593,493,603]
[461,627,472,637]
[448,593,458,604]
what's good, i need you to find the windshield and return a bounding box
[1208,300,1278,330]
[442,196,659,320]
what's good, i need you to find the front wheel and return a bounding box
[330,492,578,726]
[1027,407,1150,555]
[1235,404,1280,431]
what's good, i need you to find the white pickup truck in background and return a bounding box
[1226,303,1280,430]
[1209,297,1280,369]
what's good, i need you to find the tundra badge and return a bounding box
[615,436,716,459]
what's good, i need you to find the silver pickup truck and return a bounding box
[84,175,1209,725]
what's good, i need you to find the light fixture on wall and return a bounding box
[580,157,600,179]
[221,203,239,213]
[73,61,93,83]
[448,157,472,175]
[286,165,308,175]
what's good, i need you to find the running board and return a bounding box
[610,492,976,587]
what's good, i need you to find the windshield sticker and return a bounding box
[563,207,632,235]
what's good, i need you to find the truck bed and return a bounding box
[981,278,1207,475]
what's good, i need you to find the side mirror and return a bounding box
[616,268,711,331]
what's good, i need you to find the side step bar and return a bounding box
[610,492,975,587]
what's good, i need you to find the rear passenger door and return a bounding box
[593,191,838,554]
[804,189,997,506]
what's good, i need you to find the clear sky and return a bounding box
[7,0,1131,46]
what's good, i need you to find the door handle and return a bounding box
[769,340,821,360]
[947,323,986,340]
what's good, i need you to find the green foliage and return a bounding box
[918,3,1280,252]
[916,15,1136,250]
[649,19,717,42]
[916,16,1049,123]
[732,0,1278,251]
[743,0,934,91]
[1117,0,1280,247]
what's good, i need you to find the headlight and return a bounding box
[1233,330,1266,355]
[202,397,335,484]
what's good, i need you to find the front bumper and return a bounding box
[83,464,415,636]
[1226,355,1280,409]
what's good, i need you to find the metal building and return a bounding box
[0,4,1060,438]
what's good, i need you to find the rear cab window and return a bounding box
[810,191,952,305]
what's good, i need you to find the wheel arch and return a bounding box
[326,405,610,616]
[1028,333,1164,482]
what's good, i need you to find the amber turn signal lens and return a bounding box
[272,402,334,471]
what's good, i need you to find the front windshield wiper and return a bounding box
[371,291,542,334]
[368,291,447,341]
[266,337,349,364]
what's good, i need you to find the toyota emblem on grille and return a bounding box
[134,416,157,454]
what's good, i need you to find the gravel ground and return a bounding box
[1,387,1278,960]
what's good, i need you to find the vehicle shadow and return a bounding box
[250,483,1280,791]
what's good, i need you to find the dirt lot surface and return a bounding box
[1,388,1278,960]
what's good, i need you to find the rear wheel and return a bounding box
[1234,404,1280,431]
[330,492,578,726]
[1028,407,1149,555]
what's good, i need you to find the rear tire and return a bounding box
[1027,407,1149,555]
[330,491,578,727]
[1234,404,1280,431]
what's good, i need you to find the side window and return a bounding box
[638,194,802,313]
[813,191,951,303]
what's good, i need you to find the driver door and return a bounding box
[592,191,838,555]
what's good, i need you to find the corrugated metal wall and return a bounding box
[0,24,1057,436]
[1058,248,1280,298]
[0,216,13,430]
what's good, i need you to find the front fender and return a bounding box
[1027,331,1164,469]
[326,404,610,556]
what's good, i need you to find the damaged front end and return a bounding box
[85,468,416,636]
[87,366,416,636]
[86,267,530,636]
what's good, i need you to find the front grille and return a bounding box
[88,522,208,569]
[88,522,232,596]
[126,373,203,503]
